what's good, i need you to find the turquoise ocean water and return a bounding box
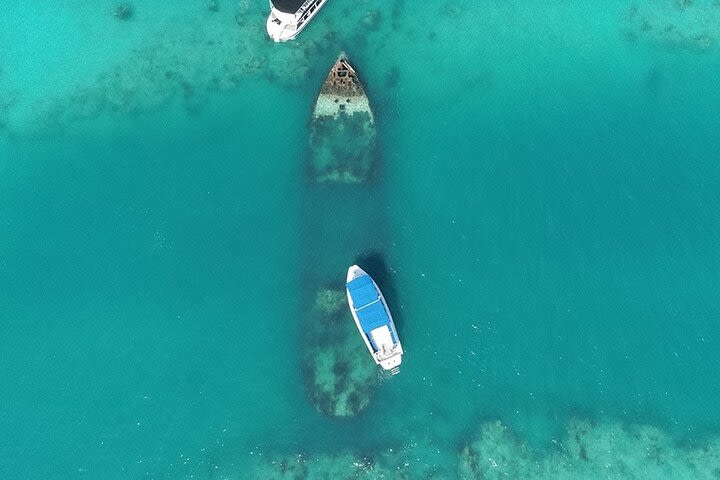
[2,1,720,478]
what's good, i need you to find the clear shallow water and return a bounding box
[2,1,720,479]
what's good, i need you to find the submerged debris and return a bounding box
[309,54,377,183]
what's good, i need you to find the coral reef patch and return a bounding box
[5,14,330,133]
[459,419,720,479]
[246,443,452,479]
[623,1,720,51]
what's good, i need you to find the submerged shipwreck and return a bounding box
[301,288,377,417]
[308,54,377,183]
[300,55,388,417]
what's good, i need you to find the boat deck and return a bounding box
[347,275,396,343]
[347,274,378,308]
[271,0,305,14]
[346,266,403,372]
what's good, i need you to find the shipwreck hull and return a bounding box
[300,55,391,417]
[308,54,377,184]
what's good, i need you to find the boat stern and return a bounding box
[370,326,403,371]
[266,7,298,42]
[379,353,402,371]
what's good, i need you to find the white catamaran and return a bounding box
[346,265,403,374]
[266,0,329,42]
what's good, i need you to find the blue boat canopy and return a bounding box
[347,275,378,308]
[356,301,392,336]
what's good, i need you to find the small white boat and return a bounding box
[266,0,330,42]
[346,265,403,373]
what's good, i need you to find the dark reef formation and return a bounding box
[113,3,134,21]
